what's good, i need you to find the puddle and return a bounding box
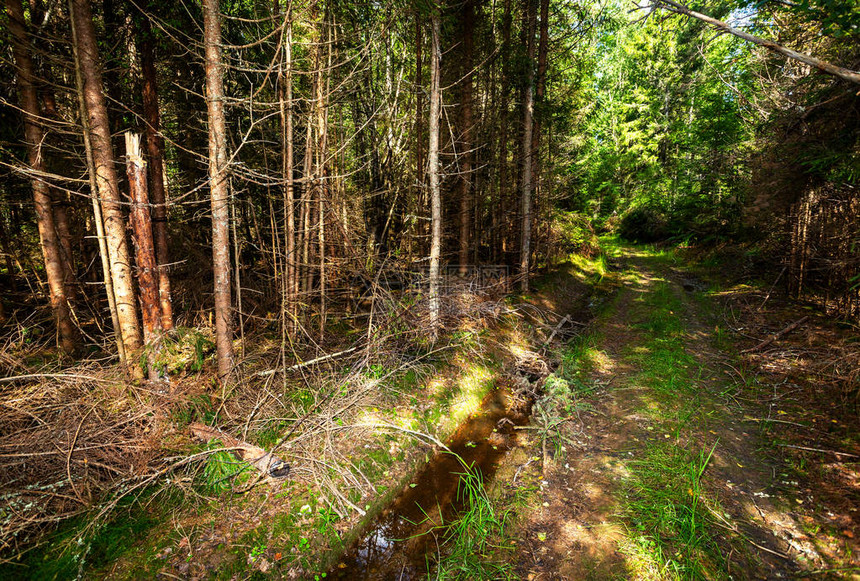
[328,383,531,580]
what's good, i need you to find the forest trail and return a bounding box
[502,244,859,580]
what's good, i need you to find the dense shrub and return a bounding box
[549,212,601,261]
[619,206,672,243]
[619,199,741,244]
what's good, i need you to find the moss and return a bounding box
[3,488,179,581]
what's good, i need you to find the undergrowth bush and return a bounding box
[201,447,251,494]
[549,212,600,262]
[141,327,215,377]
[620,200,741,244]
[619,206,672,243]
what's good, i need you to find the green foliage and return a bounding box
[142,327,215,378]
[619,205,672,243]
[531,373,593,458]
[549,211,601,262]
[171,393,216,426]
[746,0,860,38]
[200,446,251,494]
[571,1,753,242]
[255,420,288,449]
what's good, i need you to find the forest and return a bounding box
[0,0,858,576]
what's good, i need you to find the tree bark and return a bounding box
[138,16,174,331]
[457,0,475,277]
[6,0,77,353]
[51,191,77,301]
[428,13,442,336]
[278,4,297,336]
[519,0,537,292]
[125,132,164,381]
[316,12,331,341]
[529,0,549,269]
[70,0,142,361]
[496,0,513,263]
[301,123,314,295]
[203,0,234,383]
[414,12,425,256]
[68,0,126,367]
[0,217,16,290]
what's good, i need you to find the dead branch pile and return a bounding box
[0,365,164,555]
[717,282,860,408]
[0,272,576,564]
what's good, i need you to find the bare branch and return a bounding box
[650,0,860,85]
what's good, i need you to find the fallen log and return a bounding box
[741,315,809,354]
[540,314,571,353]
[256,346,358,377]
[189,422,290,478]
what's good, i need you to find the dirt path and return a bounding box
[505,245,859,580]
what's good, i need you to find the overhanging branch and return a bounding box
[650,0,860,85]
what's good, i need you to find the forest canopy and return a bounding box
[1,0,858,368]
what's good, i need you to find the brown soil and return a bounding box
[502,247,860,580]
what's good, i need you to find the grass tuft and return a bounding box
[433,466,514,580]
[620,443,721,580]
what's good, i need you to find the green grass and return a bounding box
[567,252,609,285]
[620,443,722,580]
[627,281,696,399]
[556,331,604,378]
[0,487,180,581]
[433,466,515,580]
[606,248,728,578]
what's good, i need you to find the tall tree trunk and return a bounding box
[316,12,331,341]
[138,16,174,331]
[533,0,549,159]
[301,127,313,295]
[203,0,234,383]
[414,12,424,257]
[125,132,164,381]
[30,0,78,299]
[530,0,549,268]
[52,191,76,301]
[457,0,475,276]
[278,4,297,336]
[69,5,126,366]
[0,216,16,290]
[428,13,442,336]
[70,0,142,361]
[518,0,537,292]
[496,0,512,263]
[6,0,77,353]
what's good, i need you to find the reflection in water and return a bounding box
[329,386,527,580]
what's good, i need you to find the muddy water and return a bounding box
[329,385,529,580]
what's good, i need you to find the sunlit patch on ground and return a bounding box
[447,363,495,427]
